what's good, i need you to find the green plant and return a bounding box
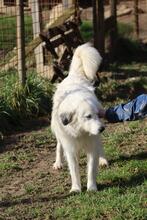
[0,70,54,132]
[80,21,93,41]
[117,22,134,38]
[0,15,33,51]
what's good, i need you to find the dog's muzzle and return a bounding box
[99,126,105,133]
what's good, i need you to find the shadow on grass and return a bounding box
[107,69,147,80]
[0,171,146,208]
[0,117,50,154]
[110,37,147,64]
[0,193,70,208]
[98,76,147,102]
[97,171,147,192]
[109,152,147,165]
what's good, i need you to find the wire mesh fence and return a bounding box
[0,0,76,83]
[0,0,118,83]
[0,0,147,85]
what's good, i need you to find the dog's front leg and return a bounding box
[87,149,98,191]
[65,149,81,193]
[53,140,63,170]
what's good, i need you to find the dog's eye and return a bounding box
[85,114,92,119]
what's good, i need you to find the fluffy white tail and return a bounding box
[69,43,102,81]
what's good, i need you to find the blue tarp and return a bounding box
[106,94,147,123]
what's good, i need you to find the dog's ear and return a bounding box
[60,112,73,126]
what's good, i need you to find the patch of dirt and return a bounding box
[0,102,146,219]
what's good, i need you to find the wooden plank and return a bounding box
[47,20,81,39]
[134,0,139,38]
[40,30,82,50]
[46,6,75,29]
[39,34,59,58]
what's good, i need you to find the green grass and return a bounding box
[117,22,134,38]
[0,15,33,51]
[96,74,147,104]
[0,70,54,132]
[80,21,93,41]
[54,120,147,220]
[0,117,146,219]
[80,21,134,42]
[0,53,146,220]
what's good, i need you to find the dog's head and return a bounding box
[59,99,105,136]
[76,100,105,135]
[69,43,102,85]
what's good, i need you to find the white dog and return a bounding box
[51,43,108,192]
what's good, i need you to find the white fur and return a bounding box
[51,43,108,192]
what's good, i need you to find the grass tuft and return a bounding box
[0,71,54,132]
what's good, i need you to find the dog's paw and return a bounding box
[99,157,108,167]
[70,187,81,193]
[87,185,97,191]
[53,161,63,170]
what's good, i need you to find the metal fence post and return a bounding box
[17,0,26,86]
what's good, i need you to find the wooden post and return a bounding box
[31,0,53,79]
[110,0,117,60]
[92,0,105,57]
[134,0,139,39]
[17,0,26,86]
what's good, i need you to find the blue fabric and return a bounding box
[106,94,147,123]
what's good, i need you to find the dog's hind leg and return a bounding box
[53,140,63,170]
[64,146,81,193]
[87,148,98,191]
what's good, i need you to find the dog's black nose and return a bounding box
[99,126,105,133]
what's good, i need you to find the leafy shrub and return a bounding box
[0,71,54,132]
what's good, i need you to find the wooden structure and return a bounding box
[0,0,29,7]
[0,1,82,82]
[92,0,117,59]
[17,0,26,86]
[30,0,79,80]
[134,0,139,39]
[0,0,119,82]
[93,0,105,56]
[40,19,83,82]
